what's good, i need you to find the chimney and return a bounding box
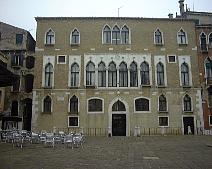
[179,0,185,16]
[168,13,173,19]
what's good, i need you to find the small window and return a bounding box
[26,56,35,69]
[88,99,103,112]
[16,34,23,44]
[159,116,169,127]
[43,96,52,113]
[209,115,212,126]
[168,55,176,63]
[68,116,79,127]
[57,55,66,64]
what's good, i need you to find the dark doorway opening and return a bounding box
[23,98,32,131]
[183,117,194,135]
[112,114,126,136]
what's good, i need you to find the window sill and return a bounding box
[86,85,96,89]
[182,85,191,88]
[68,126,79,128]
[157,85,166,88]
[134,111,150,114]
[178,43,188,46]
[140,84,151,87]
[183,111,193,113]
[87,111,104,114]
[69,86,79,89]
[70,43,80,46]
[159,126,169,128]
[11,65,22,69]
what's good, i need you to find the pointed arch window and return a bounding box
[183,94,192,112]
[154,29,163,45]
[43,96,52,113]
[159,95,167,112]
[112,25,121,44]
[130,62,138,87]
[45,29,55,45]
[71,29,80,45]
[121,25,129,44]
[98,62,106,87]
[70,95,78,113]
[135,98,149,111]
[181,63,189,86]
[71,63,79,87]
[103,25,111,44]
[156,62,165,86]
[141,61,150,85]
[45,63,53,88]
[86,61,95,86]
[177,29,187,45]
[200,32,207,51]
[205,59,212,81]
[112,100,126,111]
[108,62,117,87]
[119,62,128,87]
[209,33,212,48]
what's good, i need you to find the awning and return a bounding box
[0,64,19,87]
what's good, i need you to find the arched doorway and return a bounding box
[23,98,32,131]
[108,98,129,136]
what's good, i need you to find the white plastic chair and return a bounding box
[45,133,55,148]
[64,134,74,149]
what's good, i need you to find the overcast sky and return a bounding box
[0,0,211,39]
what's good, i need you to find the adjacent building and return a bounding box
[33,16,203,136]
[178,0,212,131]
[0,22,36,131]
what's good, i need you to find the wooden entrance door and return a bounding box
[112,114,126,136]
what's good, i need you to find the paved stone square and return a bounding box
[0,136,212,169]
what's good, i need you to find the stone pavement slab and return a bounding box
[0,136,211,169]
